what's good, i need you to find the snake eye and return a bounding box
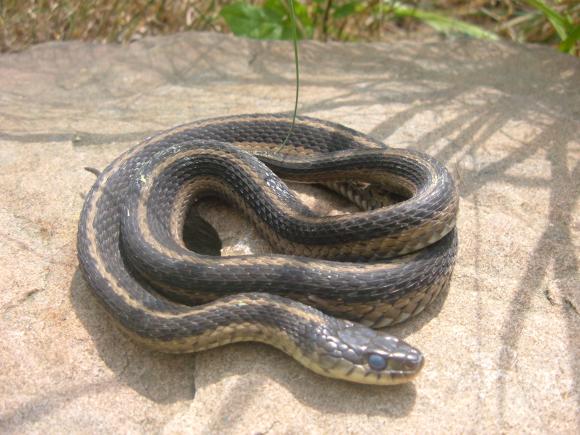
[368,354,387,371]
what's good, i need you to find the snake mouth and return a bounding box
[362,352,425,385]
[389,352,425,379]
[361,354,425,385]
[334,360,425,386]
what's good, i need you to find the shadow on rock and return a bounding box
[194,343,417,419]
[69,269,197,404]
[70,268,420,415]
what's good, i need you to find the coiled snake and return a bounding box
[77,114,458,385]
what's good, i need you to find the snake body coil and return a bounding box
[77,114,458,385]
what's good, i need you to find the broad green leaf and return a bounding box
[333,2,360,19]
[220,2,284,39]
[264,0,313,39]
[220,1,313,40]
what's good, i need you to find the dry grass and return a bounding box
[0,0,578,53]
[0,0,226,51]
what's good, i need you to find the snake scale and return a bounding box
[77,114,458,385]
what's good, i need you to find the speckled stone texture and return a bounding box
[0,32,578,433]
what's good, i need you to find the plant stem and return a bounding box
[322,0,333,42]
[279,0,300,152]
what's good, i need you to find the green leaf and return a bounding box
[221,1,312,40]
[264,0,313,39]
[220,2,284,39]
[524,0,569,41]
[390,2,499,40]
[559,23,580,54]
[333,2,360,19]
[523,0,580,53]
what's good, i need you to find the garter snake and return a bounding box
[77,113,458,385]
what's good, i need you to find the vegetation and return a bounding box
[1,1,578,55]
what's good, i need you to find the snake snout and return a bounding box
[385,344,424,373]
[367,334,424,375]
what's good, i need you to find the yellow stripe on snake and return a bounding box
[77,114,458,385]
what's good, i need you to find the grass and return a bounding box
[0,1,578,55]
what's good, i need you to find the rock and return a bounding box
[0,32,578,433]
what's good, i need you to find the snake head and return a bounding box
[309,322,424,385]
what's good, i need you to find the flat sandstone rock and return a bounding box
[0,32,578,433]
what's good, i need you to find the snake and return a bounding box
[77,113,458,385]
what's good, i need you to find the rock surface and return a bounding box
[0,32,578,433]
